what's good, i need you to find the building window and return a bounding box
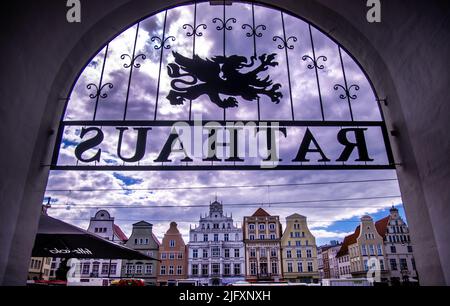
[259,223,265,231]
[92,263,99,276]
[224,234,229,242]
[270,234,276,240]
[407,245,413,253]
[306,249,312,258]
[161,253,167,260]
[250,248,256,258]
[259,234,265,240]
[260,248,267,258]
[214,234,219,242]
[193,234,197,242]
[234,264,241,275]
[249,234,255,240]
[126,264,135,275]
[307,262,313,272]
[160,265,166,275]
[271,262,278,275]
[295,241,301,247]
[82,263,90,275]
[202,249,208,258]
[101,264,109,275]
[135,265,143,274]
[145,264,152,274]
[287,263,293,273]
[400,258,408,270]
[169,265,174,275]
[203,234,208,242]
[177,266,182,275]
[213,223,219,229]
[297,262,303,272]
[110,263,117,275]
[212,247,220,258]
[249,224,255,230]
[296,249,302,258]
[363,260,368,271]
[377,244,383,255]
[192,249,198,258]
[192,264,198,275]
[178,253,183,259]
[269,223,276,230]
[224,249,230,258]
[390,259,398,271]
[169,253,175,260]
[286,250,292,258]
[369,245,375,256]
[234,249,240,258]
[391,246,396,253]
[169,240,175,247]
[224,263,231,276]
[250,262,257,275]
[270,248,277,258]
[379,259,384,271]
[361,244,367,256]
[201,265,209,276]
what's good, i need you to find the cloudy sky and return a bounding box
[45,1,405,246]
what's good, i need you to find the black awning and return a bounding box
[32,215,157,260]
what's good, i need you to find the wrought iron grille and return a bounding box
[51,0,394,171]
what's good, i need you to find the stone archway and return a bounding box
[1,0,448,285]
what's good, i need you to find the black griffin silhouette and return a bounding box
[166,51,283,109]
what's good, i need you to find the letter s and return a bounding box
[75,127,104,163]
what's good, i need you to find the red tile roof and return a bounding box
[252,208,271,217]
[375,216,390,238]
[113,224,128,242]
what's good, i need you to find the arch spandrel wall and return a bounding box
[0,0,448,285]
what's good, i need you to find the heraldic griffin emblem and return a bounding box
[166,51,283,108]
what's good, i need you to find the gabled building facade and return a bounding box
[336,209,419,285]
[66,210,128,284]
[187,199,245,286]
[381,207,418,285]
[243,208,283,282]
[122,221,160,285]
[157,222,188,285]
[281,214,319,283]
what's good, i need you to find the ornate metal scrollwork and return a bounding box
[182,23,208,37]
[212,17,236,31]
[302,55,328,70]
[242,24,266,37]
[86,83,114,99]
[273,35,297,50]
[151,36,176,50]
[333,84,360,100]
[120,53,146,69]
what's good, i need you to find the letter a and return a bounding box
[366,0,381,23]
[66,0,81,23]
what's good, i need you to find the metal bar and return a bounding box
[222,1,227,122]
[60,120,386,127]
[153,10,168,121]
[338,46,354,121]
[189,2,198,121]
[123,23,140,121]
[50,164,396,171]
[281,12,295,121]
[309,24,325,121]
[251,3,261,121]
[93,44,109,121]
